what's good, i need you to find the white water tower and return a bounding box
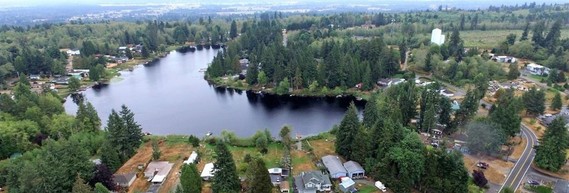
[431,28,445,46]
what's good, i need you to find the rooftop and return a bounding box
[322,155,347,176]
[201,163,215,178]
[144,161,174,183]
[343,161,364,173]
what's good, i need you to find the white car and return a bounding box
[375,181,387,192]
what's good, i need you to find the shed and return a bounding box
[113,172,136,188]
[200,163,215,180]
[343,161,365,179]
[339,177,356,192]
[322,155,347,179]
[183,151,198,165]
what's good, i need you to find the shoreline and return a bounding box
[206,78,373,102]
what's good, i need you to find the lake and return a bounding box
[64,49,363,137]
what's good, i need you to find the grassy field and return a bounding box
[461,29,569,49]
[203,142,284,175]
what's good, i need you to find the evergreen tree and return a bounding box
[279,126,292,149]
[72,175,93,193]
[246,158,272,193]
[246,62,258,85]
[535,117,569,171]
[230,20,238,39]
[424,51,432,72]
[363,94,380,127]
[180,164,202,193]
[350,125,371,165]
[276,78,290,95]
[335,102,360,160]
[75,101,101,133]
[212,142,240,193]
[459,14,465,30]
[438,97,452,129]
[119,105,143,159]
[551,92,563,110]
[451,89,479,132]
[520,22,530,41]
[532,21,545,46]
[490,89,521,137]
[522,87,545,116]
[362,63,373,90]
[100,141,121,173]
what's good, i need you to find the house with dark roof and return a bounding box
[294,171,332,193]
[343,161,365,179]
[113,172,136,189]
[322,155,347,178]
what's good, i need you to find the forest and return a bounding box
[0,2,569,193]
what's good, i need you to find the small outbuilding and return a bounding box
[183,151,198,165]
[322,155,347,179]
[113,172,137,188]
[343,161,365,179]
[201,163,215,180]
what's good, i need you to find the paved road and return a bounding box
[499,124,538,192]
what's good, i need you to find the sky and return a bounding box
[0,0,566,7]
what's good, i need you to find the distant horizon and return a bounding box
[0,0,568,8]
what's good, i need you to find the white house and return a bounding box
[183,151,198,165]
[526,63,550,76]
[66,49,81,56]
[200,163,215,180]
[431,28,445,46]
[144,161,174,184]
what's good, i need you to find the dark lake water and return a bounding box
[64,49,363,137]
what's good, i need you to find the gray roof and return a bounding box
[555,180,569,193]
[295,171,332,190]
[539,111,569,126]
[322,155,347,175]
[113,172,136,186]
[343,161,364,173]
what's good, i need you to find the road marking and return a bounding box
[499,128,531,192]
[511,129,532,190]
[513,126,538,191]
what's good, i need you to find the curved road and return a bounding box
[499,124,538,192]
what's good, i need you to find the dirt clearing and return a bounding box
[463,154,513,184]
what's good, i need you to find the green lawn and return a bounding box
[357,184,379,193]
[204,142,284,175]
[461,29,569,49]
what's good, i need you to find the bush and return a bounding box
[188,135,200,147]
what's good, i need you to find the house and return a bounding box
[52,76,70,85]
[538,110,569,127]
[279,181,290,193]
[322,155,347,178]
[439,89,454,97]
[343,161,365,179]
[67,49,81,56]
[268,167,290,186]
[377,78,405,88]
[339,177,356,193]
[113,172,136,188]
[239,58,250,69]
[200,163,215,180]
[183,151,198,165]
[492,56,517,63]
[294,171,332,193]
[29,74,41,80]
[526,63,550,76]
[144,161,174,184]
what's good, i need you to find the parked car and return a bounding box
[476,162,489,169]
[527,180,540,186]
[375,181,387,192]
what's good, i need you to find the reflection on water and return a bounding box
[65,49,363,137]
